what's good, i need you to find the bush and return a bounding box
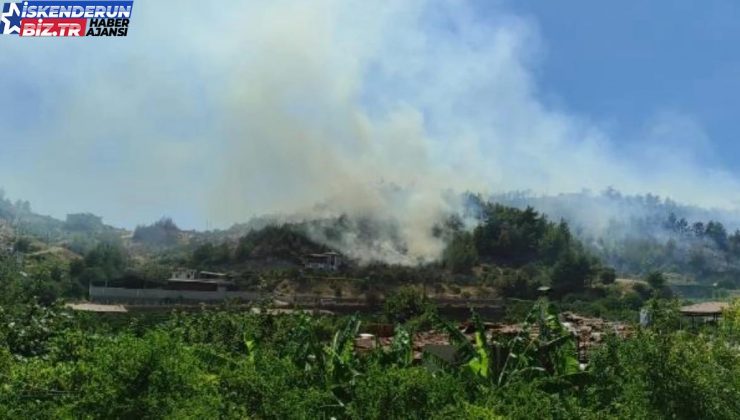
[443,232,479,274]
[550,251,595,296]
[13,237,32,253]
[348,367,464,419]
[383,287,429,324]
[599,267,617,285]
[492,270,539,299]
[1,299,739,418]
[132,218,181,246]
[645,271,665,290]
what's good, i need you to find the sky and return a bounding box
[506,0,740,169]
[1,0,740,235]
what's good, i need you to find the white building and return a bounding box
[304,252,341,271]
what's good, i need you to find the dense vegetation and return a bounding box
[1,191,739,417]
[442,201,602,298]
[0,298,739,419]
[492,190,740,288]
[599,212,740,287]
[132,218,183,247]
[0,193,652,322]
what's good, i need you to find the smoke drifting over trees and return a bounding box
[2,1,740,267]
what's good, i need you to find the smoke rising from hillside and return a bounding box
[2,0,740,263]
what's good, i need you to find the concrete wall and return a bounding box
[89,286,263,304]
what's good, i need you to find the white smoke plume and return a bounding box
[1,0,740,264]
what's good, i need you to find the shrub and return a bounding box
[348,367,464,419]
[383,286,429,324]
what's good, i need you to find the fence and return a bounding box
[89,285,264,305]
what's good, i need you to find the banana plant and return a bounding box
[323,315,362,388]
[369,324,414,368]
[288,313,327,374]
[388,325,413,368]
[431,299,587,389]
[244,335,256,364]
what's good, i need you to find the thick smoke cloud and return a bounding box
[1,0,739,263]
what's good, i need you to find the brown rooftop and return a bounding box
[680,301,729,316]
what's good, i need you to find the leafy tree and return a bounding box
[550,251,594,296]
[443,232,478,274]
[64,213,104,232]
[234,225,327,262]
[599,267,617,285]
[645,271,665,290]
[13,237,32,253]
[474,205,547,263]
[705,221,729,250]
[192,242,231,267]
[491,270,539,299]
[132,217,181,246]
[73,241,127,287]
[539,220,572,264]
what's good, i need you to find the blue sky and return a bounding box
[1,0,739,230]
[504,0,740,169]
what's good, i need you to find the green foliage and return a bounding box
[599,267,616,285]
[457,200,604,298]
[443,231,479,274]
[132,217,181,247]
[550,250,596,296]
[473,205,548,263]
[645,270,665,290]
[13,236,32,253]
[0,303,76,357]
[191,242,231,267]
[234,224,328,263]
[587,327,740,419]
[64,213,104,232]
[432,300,584,389]
[348,366,463,419]
[73,241,127,287]
[0,300,739,418]
[557,289,643,321]
[383,286,430,324]
[0,256,82,305]
[490,268,541,299]
[471,202,584,268]
[601,212,740,285]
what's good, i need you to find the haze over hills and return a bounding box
[4,186,740,289]
[487,190,740,284]
[5,1,740,417]
[4,1,740,245]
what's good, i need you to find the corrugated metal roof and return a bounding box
[680,301,729,315]
[65,303,128,313]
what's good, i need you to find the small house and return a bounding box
[167,269,234,292]
[304,252,341,271]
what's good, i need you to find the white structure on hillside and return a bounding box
[89,269,262,304]
[304,252,341,271]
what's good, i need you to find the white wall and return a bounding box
[89,286,263,304]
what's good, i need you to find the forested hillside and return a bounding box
[490,190,740,286]
[0,190,668,312]
[0,191,738,418]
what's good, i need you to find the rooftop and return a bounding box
[306,252,339,257]
[167,277,234,285]
[680,301,729,316]
[199,271,229,277]
[65,303,128,313]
